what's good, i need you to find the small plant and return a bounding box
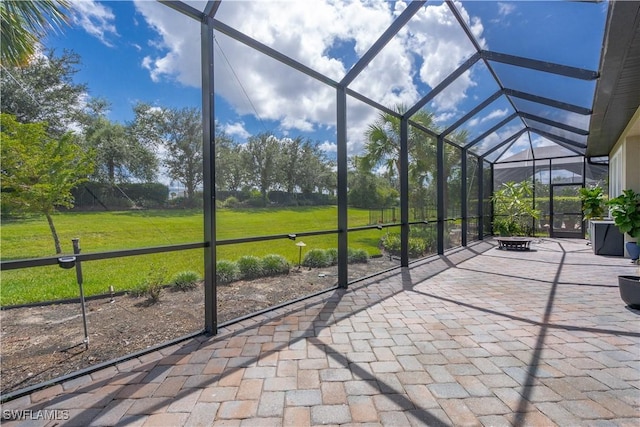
[223,196,241,208]
[302,248,332,268]
[348,248,369,264]
[216,260,239,284]
[261,254,291,276]
[326,248,338,266]
[607,189,640,239]
[135,266,167,304]
[171,270,200,291]
[237,255,263,279]
[579,186,606,220]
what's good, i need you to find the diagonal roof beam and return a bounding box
[480,128,527,159]
[442,90,503,137]
[342,1,426,87]
[465,112,518,149]
[528,128,585,156]
[159,1,204,21]
[406,52,481,118]
[481,50,599,80]
[520,112,589,136]
[504,88,591,115]
[213,20,340,89]
[204,1,222,18]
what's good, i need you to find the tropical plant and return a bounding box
[0,0,70,66]
[607,189,640,239]
[491,181,539,236]
[579,186,606,220]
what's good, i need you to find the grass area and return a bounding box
[1,207,387,305]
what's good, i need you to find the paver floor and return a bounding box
[2,238,639,426]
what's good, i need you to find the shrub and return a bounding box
[223,196,241,208]
[134,266,166,303]
[326,248,338,265]
[380,233,426,258]
[237,255,263,279]
[171,270,200,291]
[261,254,291,276]
[302,249,331,268]
[348,248,368,264]
[216,260,239,284]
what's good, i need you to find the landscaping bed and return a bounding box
[0,257,398,395]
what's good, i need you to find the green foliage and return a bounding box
[380,233,428,258]
[261,254,291,276]
[607,189,640,238]
[326,248,338,265]
[237,255,264,280]
[72,182,169,210]
[0,0,70,66]
[1,114,94,253]
[134,265,167,304]
[171,270,200,291]
[222,196,241,208]
[216,260,239,285]
[579,186,606,220]
[302,249,332,268]
[1,50,86,137]
[348,248,368,264]
[492,181,539,236]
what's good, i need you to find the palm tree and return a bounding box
[362,104,439,181]
[0,0,70,66]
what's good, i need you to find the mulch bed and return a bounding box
[1,257,398,395]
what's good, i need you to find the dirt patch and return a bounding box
[1,258,398,395]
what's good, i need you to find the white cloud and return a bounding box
[319,141,337,154]
[482,108,509,123]
[223,122,251,140]
[69,0,118,47]
[498,2,516,17]
[133,0,487,153]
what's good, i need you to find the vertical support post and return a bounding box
[437,136,445,254]
[532,160,536,234]
[201,16,217,334]
[490,161,495,236]
[336,86,348,288]
[72,238,89,349]
[477,156,484,239]
[400,118,409,266]
[461,148,468,247]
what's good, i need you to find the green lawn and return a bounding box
[1,207,387,305]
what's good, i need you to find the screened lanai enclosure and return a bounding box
[2,0,632,397]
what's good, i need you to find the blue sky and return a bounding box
[44,0,608,161]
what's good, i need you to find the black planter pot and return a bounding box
[618,275,640,309]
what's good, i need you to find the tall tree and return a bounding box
[362,105,438,181]
[82,100,158,184]
[1,49,86,136]
[0,0,70,66]
[215,128,245,193]
[162,107,203,202]
[243,133,281,206]
[1,114,94,254]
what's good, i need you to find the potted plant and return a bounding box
[607,189,640,309]
[579,186,607,221]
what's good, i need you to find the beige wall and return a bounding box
[609,107,640,253]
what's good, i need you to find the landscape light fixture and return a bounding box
[296,241,306,269]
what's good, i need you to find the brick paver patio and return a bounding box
[2,238,639,426]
